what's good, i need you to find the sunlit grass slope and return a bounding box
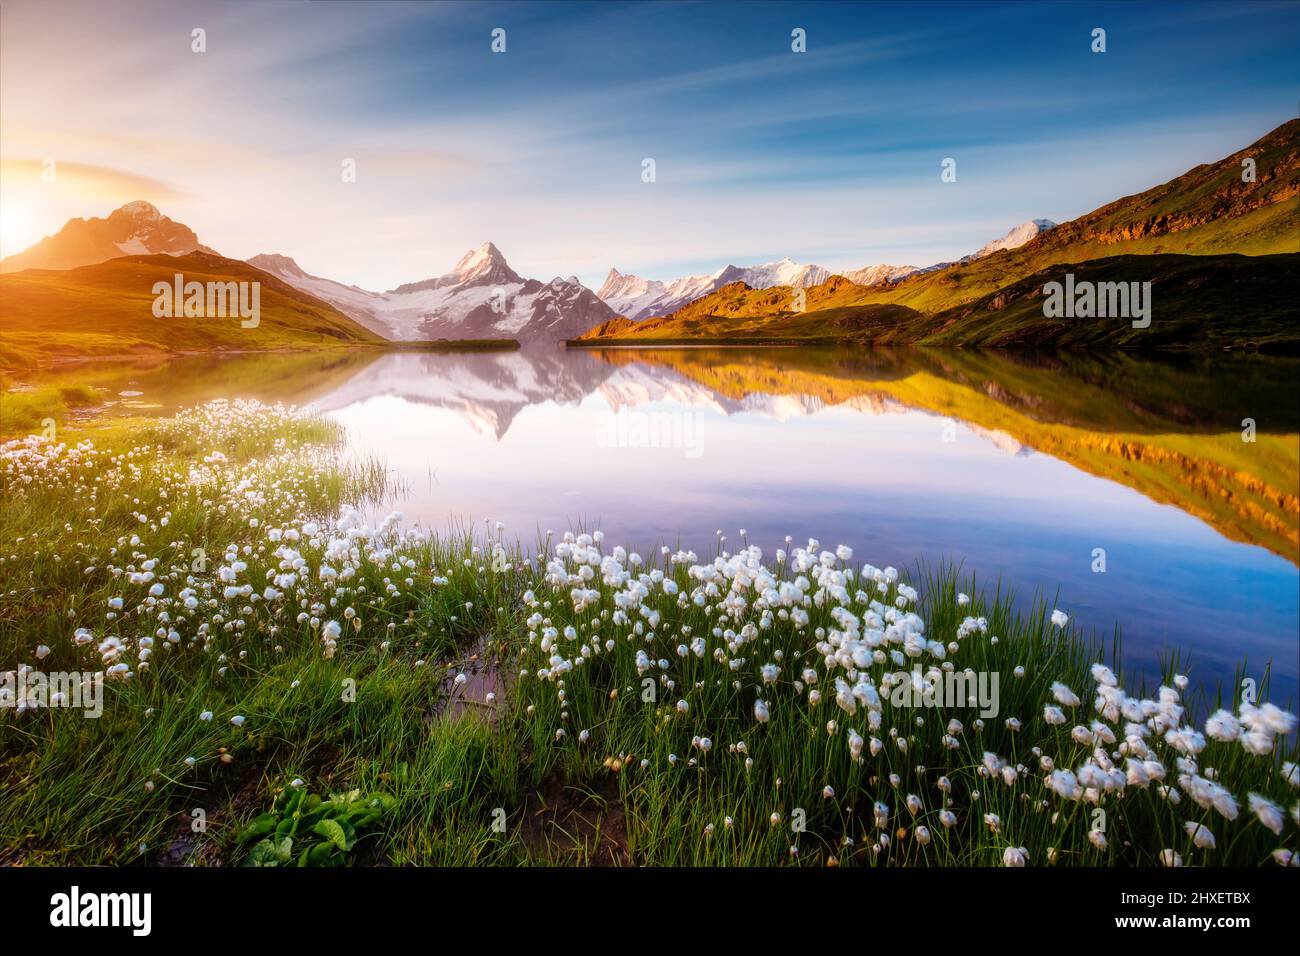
[0,252,385,369]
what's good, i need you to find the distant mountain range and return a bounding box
[597,259,832,321]
[596,219,1057,320]
[0,202,1057,342]
[3,119,1296,363]
[256,217,1058,335]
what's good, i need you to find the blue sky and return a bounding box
[2,0,1297,289]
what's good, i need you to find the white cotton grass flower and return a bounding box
[1240,730,1274,755]
[1242,702,1298,736]
[1204,709,1241,742]
[1160,849,1183,867]
[847,730,864,762]
[1050,609,1068,628]
[915,825,931,846]
[1164,727,1206,755]
[1184,822,1216,849]
[1050,682,1080,708]
[1090,662,1117,686]
[1182,774,1239,820]
[1248,793,1285,835]
[1002,846,1027,867]
[753,699,770,723]
[229,715,246,727]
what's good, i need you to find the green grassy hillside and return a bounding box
[0,252,386,368]
[577,253,1299,350]
[918,253,1300,349]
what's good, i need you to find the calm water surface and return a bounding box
[27,346,1300,702]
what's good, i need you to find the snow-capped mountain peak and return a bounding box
[971,219,1057,259]
[445,241,519,287]
[598,268,662,301]
[1,199,213,273]
[113,200,165,223]
[250,243,616,342]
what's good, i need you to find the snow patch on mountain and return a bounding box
[840,263,922,286]
[598,257,834,320]
[970,219,1057,259]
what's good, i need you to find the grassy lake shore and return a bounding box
[0,342,520,439]
[1,402,1296,866]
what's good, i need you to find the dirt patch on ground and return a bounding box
[518,774,631,866]
[153,765,266,867]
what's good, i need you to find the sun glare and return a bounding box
[0,197,37,259]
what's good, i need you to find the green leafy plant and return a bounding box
[238,787,396,867]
